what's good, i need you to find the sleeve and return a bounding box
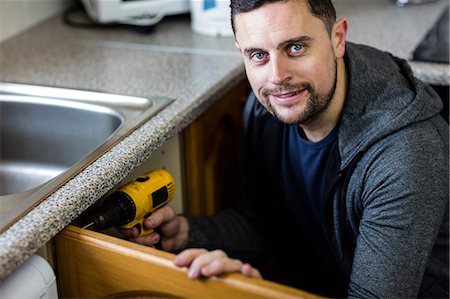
[186,208,266,262]
[348,122,449,298]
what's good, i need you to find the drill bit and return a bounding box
[82,221,95,230]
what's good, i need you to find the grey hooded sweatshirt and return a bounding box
[186,42,449,298]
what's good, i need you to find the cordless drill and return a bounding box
[84,169,176,237]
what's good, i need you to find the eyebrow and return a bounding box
[243,35,313,56]
[277,36,313,50]
[243,47,262,57]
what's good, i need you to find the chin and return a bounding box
[273,112,303,125]
[272,106,305,125]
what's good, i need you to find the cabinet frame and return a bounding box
[55,226,322,299]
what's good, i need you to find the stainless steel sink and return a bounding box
[0,82,172,233]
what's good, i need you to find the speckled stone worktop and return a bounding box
[0,0,448,280]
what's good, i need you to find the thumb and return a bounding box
[144,206,175,229]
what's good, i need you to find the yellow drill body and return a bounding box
[118,169,176,236]
[89,169,176,237]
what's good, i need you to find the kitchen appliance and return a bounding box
[81,0,190,26]
[0,255,58,299]
[190,0,232,36]
[396,0,438,6]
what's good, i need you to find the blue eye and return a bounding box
[290,43,304,54]
[252,53,264,60]
[251,52,266,61]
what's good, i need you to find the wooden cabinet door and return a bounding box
[182,79,249,216]
[55,226,322,299]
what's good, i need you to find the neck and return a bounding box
[300,58,347,142]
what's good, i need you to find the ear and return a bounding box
[332,18,348,59]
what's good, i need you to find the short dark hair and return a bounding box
[230,0,337,35]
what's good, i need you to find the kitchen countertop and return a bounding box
[0,0,448,280]
[334,0,449,86]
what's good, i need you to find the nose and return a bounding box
[269,55,292,85]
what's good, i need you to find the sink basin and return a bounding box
[0,82,172,233]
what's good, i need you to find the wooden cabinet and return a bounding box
[182,79,249,216]
[55,226,322,299]
[54,82,324,299]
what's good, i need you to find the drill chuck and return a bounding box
[91,191,136,229]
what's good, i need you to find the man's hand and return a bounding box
[174,248,262,279]
[120,206,189,252]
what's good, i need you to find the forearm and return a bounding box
[185,208,266,262]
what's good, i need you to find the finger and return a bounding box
[187,250,227,279]
[160,237,177,252]
[161,221,189,252]
[174,248,209,267]
[130,232,160,247]
[119,226,140,238]
[160,234,184,252]
[158,218,180,239]
[201,257,243,277]
[241,263,262,279]
[144,206,175,229]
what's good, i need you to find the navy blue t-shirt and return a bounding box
[280,124,340,279]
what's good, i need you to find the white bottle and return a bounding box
[190,0,233,37]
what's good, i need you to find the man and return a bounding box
[124,0,449,297]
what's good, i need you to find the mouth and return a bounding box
[275,90,303,98]
[271,88,306,104]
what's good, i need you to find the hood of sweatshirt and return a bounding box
[338,42,444,170]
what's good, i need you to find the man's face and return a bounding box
[234,1,340,125]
